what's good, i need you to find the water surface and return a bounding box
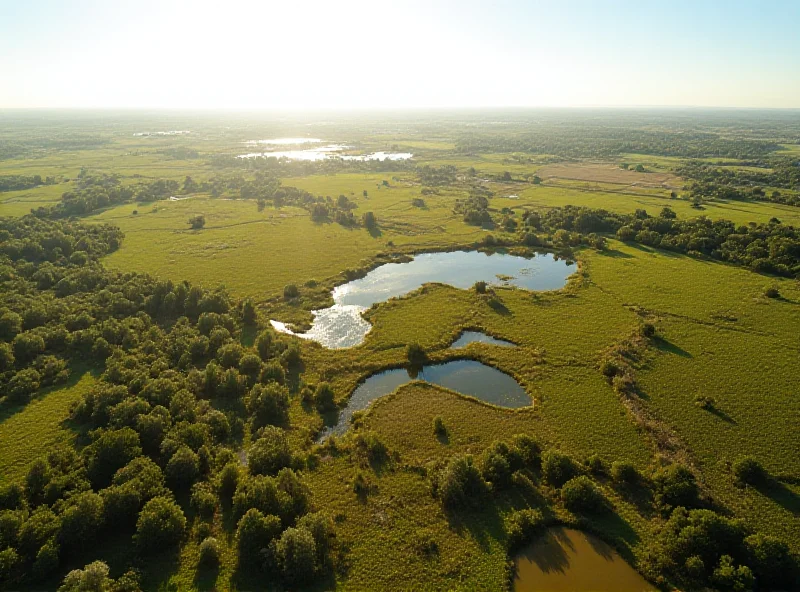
[450,331,516,348]
[272,251,573,348]
[322,359,529,438]
[238,144,413,162]
[513,528,655,592]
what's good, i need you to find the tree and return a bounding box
[654,464,699,508]
[248,383,290,428]
[561,476,607,514]
[406,342,427,366]
[135,496,186,551]
[438,455,487,509]
[362,211,377,229]
[248,427,291,476]
[236,508,282,568]
[276,527,317,585]
[59,492,104,549]
[732,456,767,485]
[541,450,577,487]
[7,368,41,402]
[242,299,257,325]
[85,428,142,487]
[198,537,221,567]
[165,446,200,490]
[188,215,205,229]
[58,560,112,592]
[610,461,639,485]
[283,284,299,299]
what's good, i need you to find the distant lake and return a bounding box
[238,143,413,162]
[272,250,574,348]
[321,359,529,438]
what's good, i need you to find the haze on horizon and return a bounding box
[1,0,799,111]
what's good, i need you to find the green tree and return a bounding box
[135,497,186,551]
[276,527,317,585]
[248,427,292,476]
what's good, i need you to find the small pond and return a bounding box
[321,359,529,438]
[450,330,516,349]
[244,138,324,145]
[513,528,655,592]
[272,250,574,349]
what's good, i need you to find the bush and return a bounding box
[59,492,104,549]
[438,455,488,509]
[732,456,767,486]
[432,416,447,437]
[744,533,797,590]
[474,281,487,294]
[406,342,427,366]
[198,537,221,568]
[283,284,299,299]
[135,497,186,551]
[610,461,639,485]
[248,427,291,476]
[541,450,577,487]
[352,470,370,495]
[58,560,112,592]
[314,382,336,412]
[189,215,205,229]
[217,463,240,501]
[85,428,142,487]
[585,454,606,475]
[561,476,607,514]
[275,527,317,585]
[362,211,377,229]
[481,442,512,489]
[712,555,754,591]
[764,286,780,298]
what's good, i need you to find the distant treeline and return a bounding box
[0,175,58,193]
[208,153,414,176]
[679,161,800,207]
[524,205,800,278]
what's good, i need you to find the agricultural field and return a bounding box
[1,109,799,591]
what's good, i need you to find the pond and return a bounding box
[321,359,529,438]
[244,138,324,145]
[450,330,516,349]
[513,528,655,592]
[271,250,574,349]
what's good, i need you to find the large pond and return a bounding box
[513,528,655,592]
[321,359,529,438]
[271,251,574,349]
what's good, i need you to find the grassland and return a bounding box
[2,113,799,590]
[0,368,97,484]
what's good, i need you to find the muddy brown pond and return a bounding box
[513,528,655,592]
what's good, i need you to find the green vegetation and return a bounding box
[0,110,798,591]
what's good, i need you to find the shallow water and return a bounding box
[271,251,573,348]
[513,528,655,592]
[450,331,516,348]
[322,359,529,438]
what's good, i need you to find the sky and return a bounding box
[1,0,799,109]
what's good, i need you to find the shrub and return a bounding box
[585,454,606,475]
[406,342,427,366]
[190,484,217,520]
[432,416,447,437]
[189,215,205,229]
[314,382,336,412]
[362,211,377,229]
[59,492,104,549]
[283,284,299,299]
[352,470,370,495]
[599,359,619,378]
[198,537,221,567]
[217,462,240,500]
[135,496,186,551]
[481,442,512,489]
[58,560,112,592]
[541,450,577,487]
[711,555,754,591]
[640,322,656,338]
[732,456,767,486]
[610,461,639,485]
[85,428,142,487]
[353,431,388,465]
[438,455,488,509]
[562,476,607,514]
[764,286,780,298]
[744,533,796,590]
[474,281,487,294]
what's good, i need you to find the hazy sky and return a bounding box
[1,0,799,109]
